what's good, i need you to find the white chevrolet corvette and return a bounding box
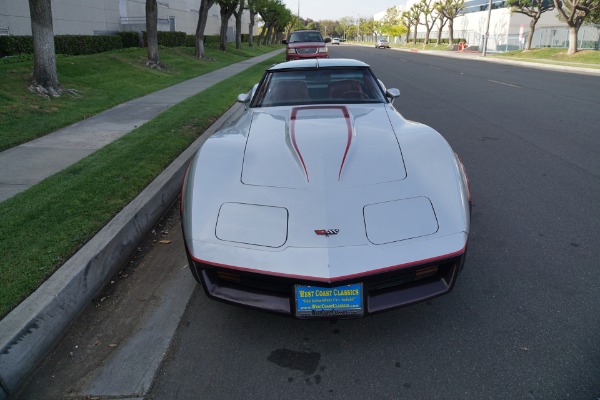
[181,58,470,318]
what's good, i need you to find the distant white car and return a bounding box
[332,37,340,45]
[376,38,390,49]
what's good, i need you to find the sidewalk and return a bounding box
[0,48,283,399]
[0,49,282,203]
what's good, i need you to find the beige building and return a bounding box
[0,0,255,38]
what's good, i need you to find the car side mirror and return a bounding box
[386,88,400,104]
[324,37,331,43]
[282,39,288,45]
[237,93,251,109]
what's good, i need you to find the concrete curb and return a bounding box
[0,102,245,398]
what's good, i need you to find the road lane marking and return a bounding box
[429,65,442,70]
[488,79,521,88]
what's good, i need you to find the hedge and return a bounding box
[0,34,122,56]
[118,31,141,48]
[54,35,122,55]
[0,32,264,57]
[204,35,221,47]
[142,31,187,47]
[0,36,33,56]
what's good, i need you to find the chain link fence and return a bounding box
[394,25,600,52]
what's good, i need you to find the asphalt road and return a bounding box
[150,47,600,399]
[18,46,600,400]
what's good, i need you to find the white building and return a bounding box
[374,0,599,51]
[0,0,255,39]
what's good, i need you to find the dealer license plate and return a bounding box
[295,283,363,317]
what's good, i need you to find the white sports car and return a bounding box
[181,58,470,318]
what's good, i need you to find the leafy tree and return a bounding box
[339,16,354,39]
[409,4,422,44]
[345,24,357,39]
[305,19,318,30]
[194,0,216,59]
[247,0,258,47]
[357,17,369,41]
[436,9,448,45]
[361,18,377,38]
[257,0,289,45]
[506,0,554,50]
[146,0,162,68]
[232,0,246,49]
[588,4,600,21]
[380,6,403,38]
[217,0,239,51]
[318,19,337,37]
[28,0,60,97]
[272,7,293,43]
[419,0,439,44]
[401,11,413,43]
[554,0,600,54]
[436,0,464,45]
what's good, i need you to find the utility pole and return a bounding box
[482,0,492,56]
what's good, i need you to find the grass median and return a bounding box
[492,48,600,68]
[0,45,282,151]
[0,50,283,318]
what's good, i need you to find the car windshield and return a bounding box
[288,31,324,43]
[251,68,387,107]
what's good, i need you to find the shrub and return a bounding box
[0,36,34,56]
[0,35,123,56]
[54,35,123,55]
[118,31,141,48]
[204,35,220,47]
[158,31,187,46]
[185,35,196,47]
[142,31,187,47]
[241,34,260,44]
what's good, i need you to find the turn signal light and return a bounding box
[415,266,438,278]
[217,270,241,283]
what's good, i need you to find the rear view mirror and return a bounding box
[386,88,400,104]
[237,93,251,109]
[237,93,250,103]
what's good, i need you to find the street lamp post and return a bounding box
[297,0,300,30]
[353,12,360,42]
[482,0,492,56]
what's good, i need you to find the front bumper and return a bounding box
[187,251,467,318]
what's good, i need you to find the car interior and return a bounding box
[258,70,385,106]
[289,32,323,42]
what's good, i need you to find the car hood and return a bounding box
[241,105,407,190]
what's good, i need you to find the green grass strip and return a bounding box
[0,53,282,318]
[493,48,600,69]
[0,45,282,151]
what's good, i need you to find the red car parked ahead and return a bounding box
[282,30,330,61]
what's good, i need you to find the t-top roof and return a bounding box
[268,58,370,71]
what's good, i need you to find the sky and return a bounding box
[280,0,404,21]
